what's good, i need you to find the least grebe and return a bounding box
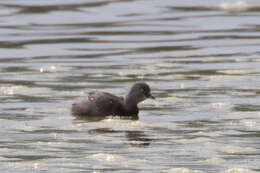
[71,82,154,118]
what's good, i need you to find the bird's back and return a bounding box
[71,91,126,117]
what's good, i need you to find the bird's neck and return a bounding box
[124,95,139,116]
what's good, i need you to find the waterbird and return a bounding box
[71,82,155,119]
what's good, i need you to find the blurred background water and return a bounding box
[0,0,260,172]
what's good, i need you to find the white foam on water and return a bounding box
[11,123,37,132]
[219,1,249,11]
[205,157,225,164]
[224,167,257,173]
[7,161,45,172]
[219,69,249,75]
[37,141,69,148]
[196,101,233,113]
[91,153,122,162]
[168,167,202,173]
[0,85,52,96]
[221,112,260,130]
[210,102,233,109]
[90,152,149,170]
[176,137,211,144]
[208,75,246,84]
[118,69,150,79]
[0,85,29,95]
[63,90,86,96]
[240,119,260,130]
[118,60,170,79]
[221,145,256,154]
[39,65,69,73]
[118,69,144,76]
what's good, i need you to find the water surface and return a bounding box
[1,0,260,172]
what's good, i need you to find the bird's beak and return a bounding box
[146,93,155,99]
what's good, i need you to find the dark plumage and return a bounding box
[71,82,154,119]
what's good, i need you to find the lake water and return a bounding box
[0,0,260,172]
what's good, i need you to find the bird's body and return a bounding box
[71,83,154,119]
[71,91,137,117]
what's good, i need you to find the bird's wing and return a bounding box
[71,100,90,116]
[88,91,125,115]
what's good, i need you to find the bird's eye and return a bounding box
[140,88,144,94]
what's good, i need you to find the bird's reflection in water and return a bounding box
[125,130,151,147]
[73,116,151,147]
[88,128,151,147]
